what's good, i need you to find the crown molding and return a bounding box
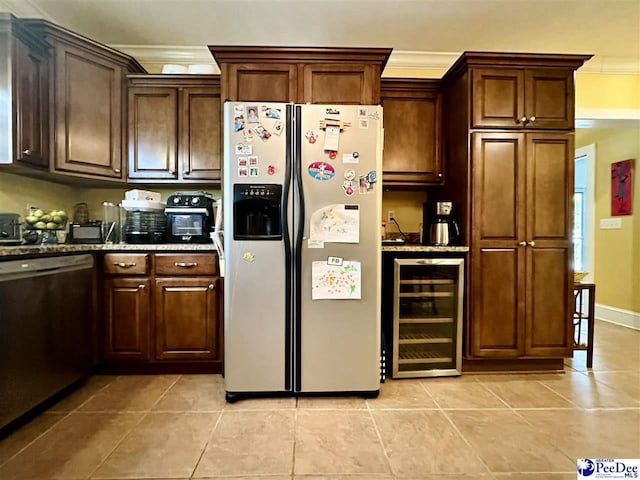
[111,46,640,76]
[0,0,54,20]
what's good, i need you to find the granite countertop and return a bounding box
[0,243,217,258]
[382,244,469,252]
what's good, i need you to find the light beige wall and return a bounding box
[0,172,80,220]
[575,127,640,312]
[382,191,427,235]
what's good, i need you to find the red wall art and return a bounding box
[611,159,634,216]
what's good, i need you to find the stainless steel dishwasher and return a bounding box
[0,254,96,429]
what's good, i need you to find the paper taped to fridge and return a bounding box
[312,261,361,300]
[309,204,359,243]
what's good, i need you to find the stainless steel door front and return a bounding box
[296,104,383,392]
[224,101,293,393]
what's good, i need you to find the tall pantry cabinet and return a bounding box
[439,52,591,368]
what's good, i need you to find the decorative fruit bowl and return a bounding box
[574,271,589,283]
[24,208,69,230]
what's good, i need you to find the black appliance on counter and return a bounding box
[69,221,103,244]
[165,191,216,244]
[422,201,460,246]
[124,211,166,244]
[0,213,22,245]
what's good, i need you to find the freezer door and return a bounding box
[295,104,382,393]
[223,101,294,392]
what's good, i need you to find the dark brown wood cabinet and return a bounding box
[127,75,221,183]
[470,131,573,358]
[209,46,391,104]
[24,19,145,182]
[380,79,443,187]
[101,252,222,370]
[471,64,577,130]
[439,52,590,370]
[0,14,49,170]
[154,277,220,360]
[104,277,150,361]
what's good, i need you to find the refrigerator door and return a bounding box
[224,101,294,393]
[295,104,382,393]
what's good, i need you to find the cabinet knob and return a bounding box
[529,116,536,123]
[175,262,198,268]
[183,170,190,175]
[528,241,536,247]
[519,116,528,124]
[114,168,121,174]
[169,169,175,175]
[519,241,527,246]
[138,284,145,289]
[438,173,443,177]
[208,284,214,290]
[23,149,32,156]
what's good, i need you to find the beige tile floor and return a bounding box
[0,319,638,479]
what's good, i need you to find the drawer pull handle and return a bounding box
[416,260,431,265]
[175,262,198,268]
[115,262,136,268]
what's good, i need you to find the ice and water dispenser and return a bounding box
[233,184,282,240]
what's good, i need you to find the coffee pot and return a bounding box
[424,201,460,246]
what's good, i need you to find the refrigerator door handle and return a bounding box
[283,104,294,391]
[294,104,304,392]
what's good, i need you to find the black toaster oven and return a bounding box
[0,213,22,245]
[165,192,215,244]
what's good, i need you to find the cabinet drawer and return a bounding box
[103,253,150,275]
[154,253,218,276]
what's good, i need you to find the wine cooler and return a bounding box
[392,258,464,378]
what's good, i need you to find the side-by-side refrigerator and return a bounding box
[223,102,382,400]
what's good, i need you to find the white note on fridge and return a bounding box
[309,204,359,243]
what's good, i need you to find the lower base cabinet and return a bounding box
[154,277,220,360]
[102,252,222,371]
[104,277,150,361]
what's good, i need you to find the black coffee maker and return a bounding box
[422,201,460,246]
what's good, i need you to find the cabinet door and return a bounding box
[302,64,377,104]
[524,69,574,130]
[14,38,48,168]
[104,278,150,360]
[381,88,442,186]
[127,87,178,180]
[470,132,526,357]
[154,277,220,360]
[524,133,573,356]
[472,68,525,129]
[180,87,221,181]
[53,43,124,179]
[226,63,297,102]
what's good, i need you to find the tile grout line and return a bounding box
[189,406,225,479]
[85,374,182,480]
[367,390,396,477]
[290,398,298,479]
[536,380,582,409]
[0,375,118,470]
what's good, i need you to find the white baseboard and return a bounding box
[595,303,640,330]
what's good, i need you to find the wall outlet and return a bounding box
[387,210,395,223]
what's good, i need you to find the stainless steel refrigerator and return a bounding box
[223,102,382,401]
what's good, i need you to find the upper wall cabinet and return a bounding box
[0,14,49,171]
[127,75,221,183]
[209,46,392,105]
[380,79,443,188]
[444,52,592,131]
[24,19,146,182]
